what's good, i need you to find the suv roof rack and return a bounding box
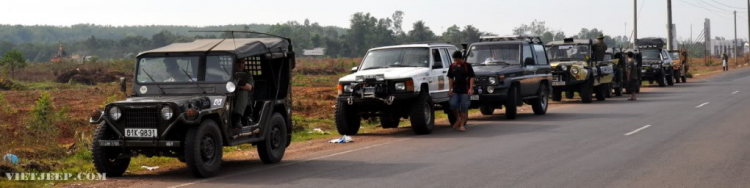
[401,41,452,45]
[479,35,543,44]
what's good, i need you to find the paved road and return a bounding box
[103,68,750,188]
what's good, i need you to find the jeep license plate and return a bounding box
[552,81,566,86]
[125,128,157,138]
[470,95,479,100]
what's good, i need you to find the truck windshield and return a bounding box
[136,55,233,83]
[359,48,429,70]
[641,49,661,60]
[547,44,590,61]
[466,44,521,66]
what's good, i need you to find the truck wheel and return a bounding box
[480,105,495,115]
[674,71,681,83]
[335,101,361,135]
[604,83,612,98]
[504,86,518,119]
[531,84,548,115]
[410,92,435,135]
[666,69,674,86]
[92,123,130,177]
[258,113,288,164]
[552,89,562,101]
[580,79,593,103]
[184,119,223,178]
[379,115,400,128]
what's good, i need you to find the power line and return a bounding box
[680,0,731,19]
[697,0,731,12]
[709,0,747,9]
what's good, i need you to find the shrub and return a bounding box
[27,92,60,140]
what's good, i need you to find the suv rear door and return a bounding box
[430,48,450,101]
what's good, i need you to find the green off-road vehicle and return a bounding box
[90,33,294,178]
[547,38,615,103]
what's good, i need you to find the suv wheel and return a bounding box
[335,101,361,135]
[379,115,400,128]
[480,105,495,115]
[604,83,612,98]
[552,89,563,101]
[92,123,130,177]
[410,92,434,135]
[657,72,666,87]
[504,86,518,119]
[565,91,575,99]
[595,85,606,101]
[184,119,223,178]
[666,69,675,86]
[580,78,593,103]
[531,84,548,115]
[674,71,681,83]
[258,113,288,164]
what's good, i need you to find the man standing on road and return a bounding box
[722,53,729,71]
[592,35,608,61]
[448,51,475,132]
[626,52,638,101]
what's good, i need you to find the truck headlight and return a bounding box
[395,82,406,90]
[109,106,121,121]
[161,105,173,120]
[561,65,568,71]
[487,86,495,94]
[344,84,353,92]
[488,77,498,85]
[571,68,579,75]
[652,64,660,69]
[226,82,236,93]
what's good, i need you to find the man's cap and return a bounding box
[597,35,605,39]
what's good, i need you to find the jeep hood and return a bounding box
[472,65,522,75]
[550,61,586,67]
[339,67,429,82]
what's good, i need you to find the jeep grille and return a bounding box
[123,107,159,129]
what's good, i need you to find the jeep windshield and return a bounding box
[466,44,521,66]
[136,55,233,84]
[641,49,661,61]
[359,48,429,70]
[547,44,590,61]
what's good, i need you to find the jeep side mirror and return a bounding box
[351,66,358,73]
[524,57,536,66]
[119,77,127,96]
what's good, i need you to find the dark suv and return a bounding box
[465,36,552,119]
[90,34,294,178]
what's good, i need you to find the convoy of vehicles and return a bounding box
[465,36,552,119]
[89,33,691,178]
[636,38,674,87]
[546,38,615,103]
[90,35,295,178]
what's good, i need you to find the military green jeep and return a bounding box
[546,38,615,103]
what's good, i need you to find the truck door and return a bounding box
[430,48,449,101]
[521,44,537,96]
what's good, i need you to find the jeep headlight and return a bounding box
[487,86,495,94]
[560,65,568,71]
[488,77,498,85]
[344,84,353,93]
[571,68,579,75]
[226,82,236,93]
[355,76,364,82]
[109,106,121,121]
[652,64,660,69]
[161,105,173,120]
[395,82,406,90]
[376,75,385,81]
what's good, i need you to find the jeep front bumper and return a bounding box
[337,93,419,106]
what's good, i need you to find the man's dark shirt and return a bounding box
[447,63,476,94]
[592,40,608,61]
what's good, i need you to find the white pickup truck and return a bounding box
[335,43,459,135]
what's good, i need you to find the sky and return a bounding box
[2,0,749,41]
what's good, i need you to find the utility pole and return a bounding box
[634,0,638,49]
[667,0,674,51]
[735,11,738,67]
[747,0,750,65]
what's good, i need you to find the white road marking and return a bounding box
[732,91,739,95]
[696,102,710,108]
[168,138,411,188]
[624,125,652,136]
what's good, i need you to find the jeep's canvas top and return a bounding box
[138,38,290,58]
[635,38,666,46]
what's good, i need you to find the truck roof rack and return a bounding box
[479,35,543,44]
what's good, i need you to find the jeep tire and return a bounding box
[410,92,435,135]
[580,79,593,103]
[531,84,548,115]
[505,86,518,119]
[184,119,223,178]
[674,70,681,83]
[604,83,612,98]
[379,115,400,128]
[335,101,361,135]
[666,68,675,86]
[480,105,495,115]
[595,85,606,101]
[92,123,130,177]
[258,113,288,164]
[657,71,666,87]
[552,89,563,101]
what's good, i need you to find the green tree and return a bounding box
[512,20,549,36]
[0,49,26,78]
[407,20,436,43]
